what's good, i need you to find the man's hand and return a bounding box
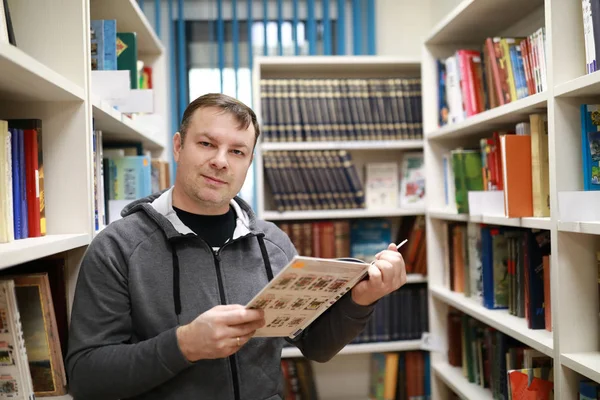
[176,304,266,362]
[351,243,407,306]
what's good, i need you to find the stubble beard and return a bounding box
[184,172,232,212]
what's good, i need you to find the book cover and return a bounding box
[246,256,370,338]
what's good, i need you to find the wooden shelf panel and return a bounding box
[262,208,425,221]
[426,93,548,140]
[428,210,552,230]
[259,140,424,152]
[432,362,493,399]
[0,42,85,102]
[430,285,554,357]
[558,221,600,235]
[555,71,600,97]
[562,352,600,384]
[0,234,90,270]
[425,0,544,45]
[92,97,165,150]
[281,339,423,358]
[90,0,163,55]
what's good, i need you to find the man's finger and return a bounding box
[218,308,265,325]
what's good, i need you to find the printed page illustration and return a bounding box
[246,256,369,338]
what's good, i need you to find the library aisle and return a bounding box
[3,0,600,399]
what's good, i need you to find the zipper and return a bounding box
[212,247,242,400]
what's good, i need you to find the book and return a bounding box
[246,256,371,339]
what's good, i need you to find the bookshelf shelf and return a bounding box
[555,71,600,97]
[425,0,544,45]
[89,0,164,55]
[91,97,166,150]
[430,285,554,357]
[432,362,493,399]
[254,55,421,76]
[426,92,548,140]
[0,42,85,102]
[262,208,426,221]
[558,221,600,236]
[428,210,552,230]
[281,339,423,359]
[427,209,470,222]
[562,352,600,384]
[0,234,91,270]
[259,140,424,152]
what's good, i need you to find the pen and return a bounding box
[396,239,408,249]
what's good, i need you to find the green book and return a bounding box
[451,149,484,213]
[116,32,138,89]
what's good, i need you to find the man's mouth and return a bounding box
[202,175,227,185]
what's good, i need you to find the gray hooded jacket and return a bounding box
[65,188,375,400]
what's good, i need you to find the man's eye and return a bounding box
[231,149,244,156]
[199,141,212,147]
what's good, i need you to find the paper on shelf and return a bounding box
[246,256,369,339]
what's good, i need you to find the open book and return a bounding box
[246,256,370,339]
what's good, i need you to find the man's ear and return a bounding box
[173,132,182,163]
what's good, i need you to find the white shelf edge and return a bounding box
[428,209,469,222]
[262,208,426,221]
[127,0,164,55]
[424,0,473,44]
[91,95,166,150]
[406,274,428,284]
[432,362,493,400]
[281,339,423,358]
[555,71,600,97]
[254,55,421,67]
[558,221,600,235]
[0,42,85,102]
[561,352,600,384]
[427,209,552,230]
[259,140,424,152]
[0,234,91,269]
[426,92,548,140]
[430,285,554,357]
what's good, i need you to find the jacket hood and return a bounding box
[119,187,261,241]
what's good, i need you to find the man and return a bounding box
[66,93,407,400]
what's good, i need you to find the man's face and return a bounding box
[173,106,255,213]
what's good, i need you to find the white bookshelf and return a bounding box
[432,362,492,400]
[423,0,600,398]
[281,339,423,358]
[0,0,168,398]
[262,208,425,221]
[253,55,428,399]
[260,139,424,151]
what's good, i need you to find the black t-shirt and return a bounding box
[173,206,236,248]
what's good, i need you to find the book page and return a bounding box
[246,256,369,338]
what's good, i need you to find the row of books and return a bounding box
[92,135,171,229]
[0,119,45,243]
[263,150,365,212]
[443,113,550,218]
[259,78,423,142]
[90,19,152,90]
[352,283,428,344]
[369,351,431,400]
[364,153,425,210]
[0,255,70,398]
[443,222,551,331]
[281,358,317,399]
[438,29,547,126]
[278,216,426,275]
[448,310,554,399]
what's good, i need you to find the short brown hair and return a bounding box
[179,93,260,147]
